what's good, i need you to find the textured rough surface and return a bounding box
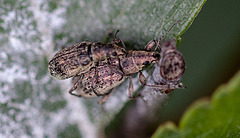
[48,41,93,79]
[158,39,185,83]
[70,49,160,99]
[48,41,126,80]
[120,50,160,75]
[72,62,127,98]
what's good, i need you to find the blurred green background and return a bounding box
[160,0,240,124]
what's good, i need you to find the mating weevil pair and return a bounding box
[69,38,185,104]
[48,21,185,103]
[68,43,161,102]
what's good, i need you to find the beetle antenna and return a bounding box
[156,20,180,51]
[114,29,120,39]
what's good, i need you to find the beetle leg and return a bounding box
[139,71,147,86]
[112,38,126,49]
[144,82,185,93]
[97,87,116,104]
[69,74,83,97]
[145,40,156,51]
[128,75,142,99]
[111,30,120,44]
[114,29,120,38]
[118,38,126,49]
[144,39,162,52]
[91,86,104,97]
[90,84,108,97]
[155,20,181,51]
[90,83,107,97]
[128,76,134,98]
[111,30,127,49]
[145,83,185,89]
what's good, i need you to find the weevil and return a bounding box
[69,60,128,104]
[48,39,126,80]
[144,38,186,94]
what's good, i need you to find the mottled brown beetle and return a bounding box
[70,61,127,100]
[144,38,185,94]
[48,40,126,80]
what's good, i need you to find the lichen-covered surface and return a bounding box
[0,0,205,137]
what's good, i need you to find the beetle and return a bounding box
[70,62,127,97]
[143,38,186,94]
[48,39,126,80]
[69,58,128,104]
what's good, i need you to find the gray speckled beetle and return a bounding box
[48,40,126,80]
[144,38,186,94]
[70,60,127,104]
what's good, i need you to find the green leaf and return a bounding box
[152,122,180,138]
[56,0,207,48]
[152,71,240,138]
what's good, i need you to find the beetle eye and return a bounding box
[143,61,149,65]
[112,52,117,56]
[153,53,160,59]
